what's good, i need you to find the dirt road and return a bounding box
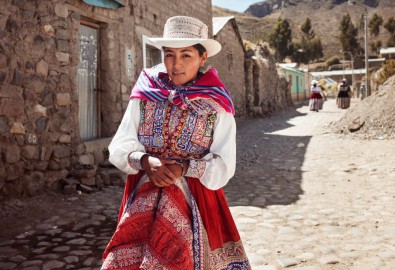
[228,98,395,270]
[0,98,394,270]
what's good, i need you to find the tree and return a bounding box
[268,17,293,61]
[370,40,382,55]
[301,17,315,39]
[310,38,324,60]
[339,13,359,55]
[369,13,383,37]
[384,17,395,33]
[384,17,395,47]
[291,41,308,64]
[292,17,323,64]
[368,13,383,56]
[374,59,395,85]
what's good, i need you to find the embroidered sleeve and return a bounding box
[184,159,206,178]
[191,112,236,190]
[127,151,146,170]
[108,99,146,175]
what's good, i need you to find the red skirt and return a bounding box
[101,172,251,270]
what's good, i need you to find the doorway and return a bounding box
[77,23,99,141]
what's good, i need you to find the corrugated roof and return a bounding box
[311,69,366,77]
[278,63,298,68]
[380,47,395,54]
[213,16,234,36]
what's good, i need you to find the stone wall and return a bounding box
[210,19,246,116]
[245,43,293,116]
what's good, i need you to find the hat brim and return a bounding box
[148,38,221,57]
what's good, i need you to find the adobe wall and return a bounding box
[210,21,246,116]
[245,43,293,116]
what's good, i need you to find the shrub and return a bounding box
[325,56,341,67]
[375,59,395,85]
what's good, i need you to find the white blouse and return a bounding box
[108,98,236,190]
[311,85,322,93]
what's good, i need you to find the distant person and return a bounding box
[309,79,324,112]
[359,83,366,100]
[337,78,351,109]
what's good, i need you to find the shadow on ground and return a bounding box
[225,103,310,208]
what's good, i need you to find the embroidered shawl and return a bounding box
[130,64,235,115]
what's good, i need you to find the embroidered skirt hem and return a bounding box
[101,173,251,270]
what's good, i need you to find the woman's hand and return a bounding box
[141,155,180,187]
[166,163,183,178]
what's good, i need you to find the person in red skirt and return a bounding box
[309,79,324,112]
[101,16,251,270]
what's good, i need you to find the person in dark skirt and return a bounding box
[337,79,351,109]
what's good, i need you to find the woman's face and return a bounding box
[163,46,207,86]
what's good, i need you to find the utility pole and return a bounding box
[341,50,354,89]
[364,8,369,96]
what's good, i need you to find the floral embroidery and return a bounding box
[138,100,216,160]
[185,159,206,179]
[127,152,146,170]
[103,182,195,270]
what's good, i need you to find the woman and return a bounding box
[101,16,251,270]
[337,78,351,109]
[309,79,324,112]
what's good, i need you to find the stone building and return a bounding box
[211,16,246,116]
[0,0,212,201]
[244,43,293,116]
[279,63,308,102]
[211,17,292,117]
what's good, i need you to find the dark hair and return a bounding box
[162,44,206,57]
[193,44,207,57]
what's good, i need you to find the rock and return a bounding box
[277,257,298,267]
[55,93,71,106]
[79,184,94,193]
[348,117,364,132]
[42,260,65,270]
[63,184,77,194]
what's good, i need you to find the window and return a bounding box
[142,35,162,68]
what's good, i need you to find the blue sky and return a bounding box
[212,0,263,12]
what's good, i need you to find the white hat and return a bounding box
[149,16,221,57]
[311,79,318,85]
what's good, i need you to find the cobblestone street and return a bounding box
[1,98,395,270]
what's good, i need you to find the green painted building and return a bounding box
[279,64,308,101]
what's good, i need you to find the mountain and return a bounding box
[244,0,387,18]
[245,0,294,17]
[213,0,395,60]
